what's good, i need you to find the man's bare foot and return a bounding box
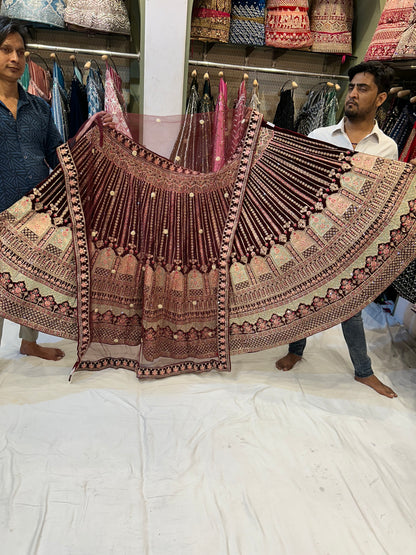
[275,352,302,371]
[354,374,397,398]
[20,340,64,361]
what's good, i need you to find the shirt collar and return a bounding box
[332,117,382,143]
[17,83,30,106]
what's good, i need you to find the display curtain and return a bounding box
[1,110,416,380]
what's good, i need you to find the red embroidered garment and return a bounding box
[364,0,415,61]
[191,1,232,43]
[309,0,353,55]
[1,111,416,380]
[265,0,313,49]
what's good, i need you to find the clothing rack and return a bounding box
[26,42,140,61]
[188,58,349,81]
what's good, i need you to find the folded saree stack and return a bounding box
[1,109,415,379]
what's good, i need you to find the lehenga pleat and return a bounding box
[1,111,416,379]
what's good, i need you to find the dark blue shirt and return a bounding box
[0,84,63,212]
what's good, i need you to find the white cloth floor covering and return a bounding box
[0,303,415,554]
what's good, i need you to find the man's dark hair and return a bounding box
[0,16,28,48]
[348,61,395,94]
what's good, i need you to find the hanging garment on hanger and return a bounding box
[265,0,313,49]
[273,88,295,130]
[389,102,416,155]
[199,75,215,113]
[68,66,88,139]
[228,76,248,158]
[27,58,51,104]
[228,0,266,46]
[323,87,339,127]
[104,62,132,138]
[1,111,416,379]
[381,95,406,135]
[212,76,228,171]
[170,74,203,172]
[0,0,66,28]
[64,0,131,35]
[400,120,416,161]
[198,75,215,173]
[191,1,232,43]
[294,84,328,136]
[309,0,353,55]
[18,63,30,91]
[249,81,260,111]
[394,2,416,58]
[86,66,105,118]
[51,61,69,142]
[364,0,414,61]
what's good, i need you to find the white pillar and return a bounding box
[142,0,189,116]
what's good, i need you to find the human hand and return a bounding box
[98,111,116,129]
[410,158,416,166]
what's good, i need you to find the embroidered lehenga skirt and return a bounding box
[1,110,416,379]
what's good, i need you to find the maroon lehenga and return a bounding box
[1,109,416,379]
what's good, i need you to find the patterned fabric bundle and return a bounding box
[309,0,353,55]
[393,2,416,58]
[229,0,266,45]
[1,111,416,380]
[64,0,131,35]
[265,0,313,49]
[191,0,232,43]
[364,0,415,61]
[0,0,66,28]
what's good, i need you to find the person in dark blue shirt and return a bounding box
[0,16,114,361]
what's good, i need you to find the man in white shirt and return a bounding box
[276,61,400,398]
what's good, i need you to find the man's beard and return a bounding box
[344,103,359,119]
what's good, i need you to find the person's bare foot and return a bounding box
[275,352,302,371]
[354,374,397,398]
[20,340,64,361]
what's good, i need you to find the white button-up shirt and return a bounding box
[308,118,398,160]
